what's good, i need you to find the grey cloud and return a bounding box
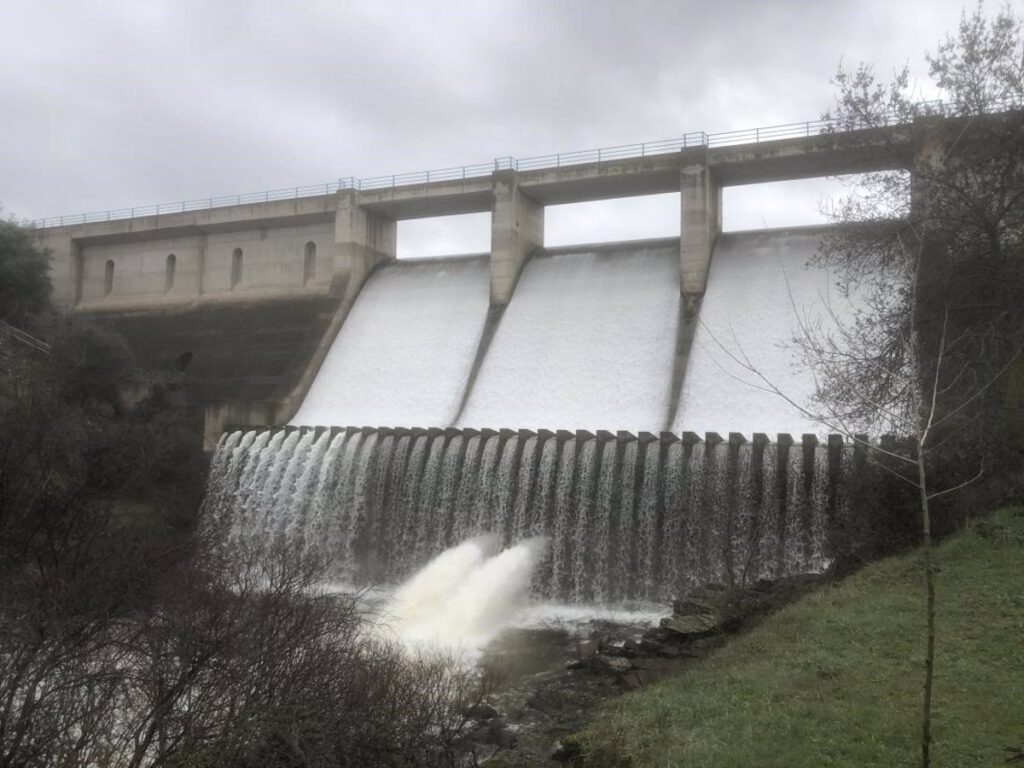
[0,0,971,249]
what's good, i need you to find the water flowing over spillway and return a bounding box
[456,241,681,430]
[205,426,855,604]
[211,227,866,608]
[291,230,847,434]
[675,228,854,435]
[291,256,490,427]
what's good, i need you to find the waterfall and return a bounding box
[207,427,858,603]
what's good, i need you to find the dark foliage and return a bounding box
[0,217,51,324]
[0,220,475,767]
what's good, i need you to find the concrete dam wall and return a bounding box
[33,119,929,602]
[202,228,864,603]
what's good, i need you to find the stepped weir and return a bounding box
[206,425,861,603]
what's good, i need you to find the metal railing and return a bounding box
[28,99,1006,230]
[0,321,51,355]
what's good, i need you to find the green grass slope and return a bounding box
[577,508,1024,767]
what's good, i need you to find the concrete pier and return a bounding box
[490,170,544,305]
[334,190,397,299]
[679,149,721,316]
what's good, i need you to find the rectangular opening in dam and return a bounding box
[397,212,491,259]
[722,177,851,232]
[544,192,680,247]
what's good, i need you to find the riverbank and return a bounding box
[571,507,1024,767]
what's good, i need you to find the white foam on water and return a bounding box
[675,227,857,436]
[291,256,490,427]
[382,537,549,653]
[513,602,669,630]
[457,242,680,432]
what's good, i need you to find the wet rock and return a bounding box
[469,744,499,764]
[593,655,632,674]
[464,702,499,720]
[467,718,517,750]
[671,596,720,617]
[490,724,517,750]
[551,738,582,762]
[660,610,722,636]
[599,637,640,658]
[576,638,599,659]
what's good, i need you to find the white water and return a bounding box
[457,242,680,431]
[383,536,548,652]
[675,227,856,436]
[291,256,490,427]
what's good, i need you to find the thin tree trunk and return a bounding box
[915,440,935,768]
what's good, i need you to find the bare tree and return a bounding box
[703,6,1023,767]
[0,259,482,767]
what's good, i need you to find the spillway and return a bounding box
[214,226,865,606]
[456,240,681,431]
[291,229,846,433]
[291,255,490,427]
[674,228,852,435]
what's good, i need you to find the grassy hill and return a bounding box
[576,507,1024,767]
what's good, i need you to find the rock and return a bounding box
[638,637,665,656]
[470,744,499,764]
[638,637,701,658]
[599,638,640,658]
[593,655,632,674]
[467,718,517,750]
[564,659,585,671]
[643,626,682,644]
[671,596,719,617]
[490,724,517,750]
[464,702,499,720]
[551,738,582,762]
[660,610,722,637]
[576,638,599,659]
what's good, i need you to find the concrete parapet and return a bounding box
[490,170,543,306]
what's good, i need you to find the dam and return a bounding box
[30,111,964,601]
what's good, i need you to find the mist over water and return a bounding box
[383,536,549,652]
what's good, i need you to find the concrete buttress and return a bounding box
[490,170,544,306]
[680,149,721,317]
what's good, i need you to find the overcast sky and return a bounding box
[1,0,972,257]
